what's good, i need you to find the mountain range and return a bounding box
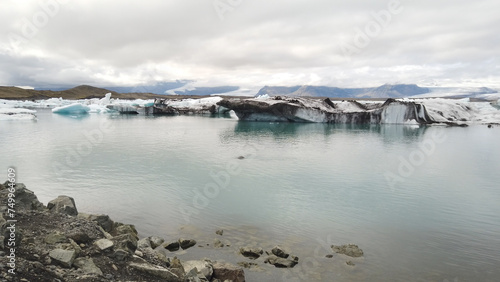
[1,83,498,100]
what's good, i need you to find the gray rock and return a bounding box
[265,255,298,268]
[49,249,76,268]
[47,195,78,216]
[169,257,186,279]
[73,257,103,275]
[44,232,67,244]
[129,262,181,281]
[179,238,197,250]
[182,260,213,280]
[94,238,114,251]
[212,262,245,282]
[89,214,114,232]
[137,237,152,250]
[112,234,137,261]
[271,246,290,258]
[162,240,180,252]
[0,182,45,212]
[215,229,224,236]
[331,244,364,257]
[239,246,263,259]
[113,224,138,240]
[149,236,165,249]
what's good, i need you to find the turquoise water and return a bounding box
[1,108,500,281]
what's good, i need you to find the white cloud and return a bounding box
[0,0,499,89]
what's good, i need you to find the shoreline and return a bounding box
[0,182,364,281]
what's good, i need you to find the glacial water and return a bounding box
[1,108,500,281]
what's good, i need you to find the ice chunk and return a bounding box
[0,108,37,120]
[52,103,90,115]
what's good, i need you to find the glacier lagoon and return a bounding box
[1,108,500,281]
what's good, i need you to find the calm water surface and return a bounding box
[1,108,500,281]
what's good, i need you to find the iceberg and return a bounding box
[0,108,37,120]
[52,103,91,115]
[217,97,500,125]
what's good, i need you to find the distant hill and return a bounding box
[35,82,240,96]
[256,84,430,98]
[0,85,184,100]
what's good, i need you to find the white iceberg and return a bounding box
[0,108,37,120]
[52,103,90,115]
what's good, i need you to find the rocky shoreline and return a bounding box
[0,182,364,282]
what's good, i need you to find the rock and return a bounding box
[44,232,67,244]
[113,224,138,240]
[73,257,103,275]
[331,244,364,257]
[212,262,245,282]
[216,229,224,236]
[239,247,263,259]
[325,254,333,258]
[149,236,165,249]
[0,182,45,212]
[49,249,76,268]
[112,234,137,261]
[179,238,197,250]
[89,214,114,232]
[213,239,224,248]
[94,238,114,251]
[346,260,355,266]
[162,240,180,252]
[169,256,186,278]
[264,255,298,268]
[129,262,181,281]
[47,195,78,216]
[271,246,290,258]
[137,237,152,250]
[488,124,492,128]
[182,260,214,280]
[66,230,91,244]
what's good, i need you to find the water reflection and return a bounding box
[228,120,430,143]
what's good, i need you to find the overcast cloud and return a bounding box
[1,0,499,89]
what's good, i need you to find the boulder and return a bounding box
[331,244,364,257]
[112,234,137,261]
[73,257,103,275]
[49,249,76,268]
[179,238,197,250]
[162,240,180,252]
[113,224,139,240]
[0,182,45,212]
[271,246,290,259]
[137,237,152,250]
[149,236,165,249]
[212,262,245,282]
[89,214,114,232]
[239,247,263,259]
[265,255,298,268]
[94,238,114,251]
[182,260,213,281]
[169,256,186,279]
[47,195,78,216]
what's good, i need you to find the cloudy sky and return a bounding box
[1,0,499,90]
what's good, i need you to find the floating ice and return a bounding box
[52,103,90,115]
[0,108,37,120]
